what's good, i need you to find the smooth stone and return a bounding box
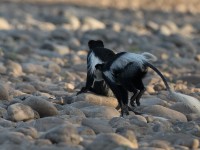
[0,118,16,127]
[14,126,38,138]
[70,101,97,109]
[41,124,82,145]
[23,96,58,117]
[74,93,118,108]
[82,17,105,31]
[15,83,36,94]
[109,117,131,128]
[140,97,168,107]
[77,126,95,136]
[168,92,200,114]
[0,17,12,30]
[115,128,138,148]
[7,103,35,121]
[170,102,199,115]
[60,105,85,117]
[141,105,187,122]
[0,131,30,144]
[0,83,9,100]
[151,133,199,149]
[5,60,23,77]
[31,117,68,132]
[149,140,171,150]
[129,115,148,127]
[81,105,120,119]
[82,118,113,134]
[86,133,138,150]
[22,63,46,75]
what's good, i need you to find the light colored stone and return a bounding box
[0,17,12,30]
[140,97,168,107]
[116,128,138,148]
[82,17,105,31]
[0,131,30,144]
[60,105,85,117]
[81,105,120,119]
[86,133,138,150]
[15,83,36,94]
[41,124,82,145]
[141,105,187,122]
[31,117,68,132]
[14,127,38,138]
[6,60,23,77]
[7,103,35,121]
[152,133,199,149]
[74,93,118,108]
[82,118,113,134]
[23,96,58,117]
[22,63,46,75]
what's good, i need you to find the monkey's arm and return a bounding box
[76,71,94,95]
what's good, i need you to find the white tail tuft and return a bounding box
[142,52,157,62]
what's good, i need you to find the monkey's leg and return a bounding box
[103,75,129,117]
[135,80,146,106]
[136,88,146,106]
[130,89,140,107]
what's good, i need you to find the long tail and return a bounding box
[145,61,172,92]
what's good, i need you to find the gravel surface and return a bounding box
[0,1,199,149]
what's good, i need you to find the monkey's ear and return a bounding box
[95,63,105,70]
[88,40,104,49]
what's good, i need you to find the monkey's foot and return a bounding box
[120,105,129,117]
[76,87,88,95]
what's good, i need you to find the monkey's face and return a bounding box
[94,69,103,81]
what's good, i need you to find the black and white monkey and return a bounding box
[77,40,115,96]
[94,52,171,116]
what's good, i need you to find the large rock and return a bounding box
[86,133,138,150]
[168,92,200,114]
[23,96,58,117]
[41,124,82,145]
[74,93,118,108]
[82,118,113,134]
[7,103,35,121]
[81,105,120,119]
[141,105,187,122]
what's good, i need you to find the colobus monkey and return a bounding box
[95,52,171,116]
[77,40,115,96]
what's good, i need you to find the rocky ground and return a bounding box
[0,1,200,150]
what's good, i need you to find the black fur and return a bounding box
[77,40,115,96]
[96,52,170,116]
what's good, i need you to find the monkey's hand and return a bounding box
[76,87,88,95]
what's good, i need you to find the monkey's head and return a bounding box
[88,40,104,49]
[94,63,105,81]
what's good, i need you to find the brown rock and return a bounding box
[141,105,187,122]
